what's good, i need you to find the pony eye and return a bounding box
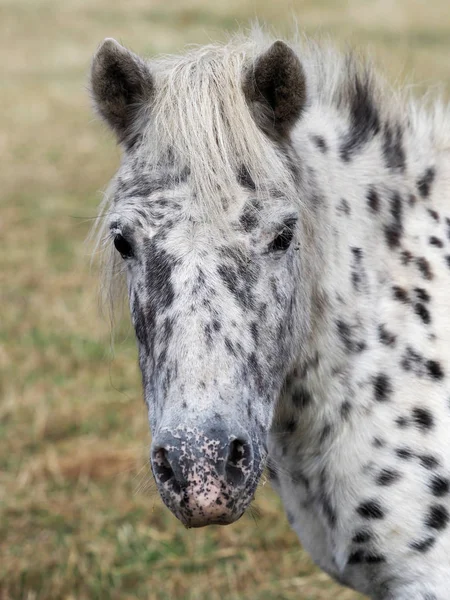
[269,220,296,253]
[113,234,134,259]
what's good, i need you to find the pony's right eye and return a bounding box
[113,234,134,259]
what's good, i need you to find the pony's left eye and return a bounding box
[268,220,296,253]
[114,233,134,259]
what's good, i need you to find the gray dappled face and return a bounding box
[109,156,306,524]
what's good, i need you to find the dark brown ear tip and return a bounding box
[268,40,293,56]
[92,39,121,68]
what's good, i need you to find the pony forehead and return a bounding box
[137,38,299,215]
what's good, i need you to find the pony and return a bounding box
[89,30,450,599]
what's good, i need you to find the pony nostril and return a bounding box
[152,448,175,484]
[226,438,252,486]
[228,439,245,466]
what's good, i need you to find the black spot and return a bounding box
[410,536,436,553]
[337,198,351,215]
[429,236,444,248]
[373,437,386,448]
[336,320,366,353]
[340,72,380,162]
[382,122,405,172]
[378,324,396,346]
[427,208,440,222]
[445,256,450,270]
[247,352,265,395]
[292,387,312,410]
[352,530,373,544]
[416,257,433,280]
[204,323,213,347]
[376,468,401,486]
[425,504,449,530]
[392,286,409,303]
[250,321,259,344]
[239,200,259,232]
[367,186,380,212]
[430,475,449,497]
[426,360,444,380]
[162,316,174,343]
[318,469,337,528]
[312,135,328,152]
[396,447,413,460]
[347,550,364,565]
[357,500,385,519]
[395,416,409,428]
[373,374,392,402]
[384,191,403,248]
[237,165,256,190]
[401,346,423,374]
[340,400,352,420]
[156,348,167,370]
[145,240,175,309]
[322,496,337,529]
[350,247,366,292]
[285,417,297,433]
[414,288,430,303]
[364,553,386,564]
[224,337,237,357]
[132,294,149,348]
[418,454,440,470]
[417,167,436,198]
[347,549,386,565]
[414,303,431,324]
[319,423,332,444]
[217,258,256,310]
[291,468,310,490]
[401,249,413,265]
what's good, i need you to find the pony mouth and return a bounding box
[155,470,259,529]
[181,511,246,529]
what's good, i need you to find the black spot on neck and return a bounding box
[410,536,436,553]
[373,374,392,402]
[425,504,449,530]
[357,500,385,519]
[384,191,403,248]
[367,186,380,213]
[417,167,436,198]
[382,122,405,172]
[430,475,449,497]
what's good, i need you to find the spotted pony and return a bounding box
[89,30,450,599]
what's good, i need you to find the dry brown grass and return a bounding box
[1,1,450,598]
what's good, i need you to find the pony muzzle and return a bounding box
[151,427,256,527]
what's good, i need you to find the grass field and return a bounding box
[2,1,450,598]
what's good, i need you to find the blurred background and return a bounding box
[1,1,450,599]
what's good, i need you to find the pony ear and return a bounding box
[90,38,154,145]
[243,41,306,138]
